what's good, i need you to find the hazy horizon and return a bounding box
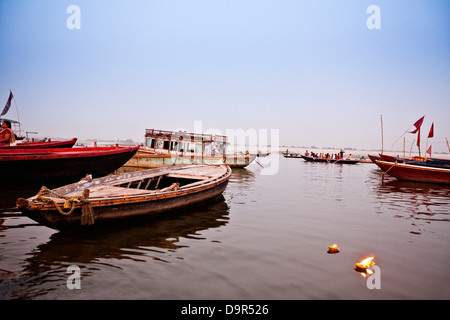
[1,1,449,153]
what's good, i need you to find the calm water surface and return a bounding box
[1,155,449,299]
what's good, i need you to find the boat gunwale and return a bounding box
[0,145,140,160]
[373,159,450,174]
[301,154,360,164]
[23,164,232,210]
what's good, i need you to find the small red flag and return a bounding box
[409,116,425,134]
[426,145,432,157]
[428,122,434,138]
[1,90,13,116]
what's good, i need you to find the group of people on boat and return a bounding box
[0,120,15,146]
[305,149,350,160]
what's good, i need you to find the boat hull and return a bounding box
[20,180,229,229]
[371,159,450,184]
[282,152,302,158]
[301,155,360,164]
[0,145,139,181]
[378,153,450,169]
[3,138,78,149]
[17,164,232,228]
[125,152,256,168]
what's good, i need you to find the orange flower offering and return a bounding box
[327,244,339,254]
[355,256,375,271]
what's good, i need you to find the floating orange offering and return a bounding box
[327,244,339,254]
[355,256,375,271]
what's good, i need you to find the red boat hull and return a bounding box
[378,153,450,164]
[0,145,140,181]
[1,138,78,149]
[371,158,450,184]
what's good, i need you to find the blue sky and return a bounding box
[1,0,449,152]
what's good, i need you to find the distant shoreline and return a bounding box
[46,137,450,160]
[279,147,450,160]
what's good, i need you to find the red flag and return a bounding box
[426,145,432,157]
[409,116,424,134]
[1,91,13,116]
[428,122,434,138]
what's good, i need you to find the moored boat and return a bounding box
[124,129,256,168]
[0,145,139,181]
[377,153,450,169]
[368,154,383,163]
[1,138,78,149]
[256,151,270,157]
[16,164,232,228]
[369,157,450,184]
[282,152,302,158]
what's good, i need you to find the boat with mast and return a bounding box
[369,116,450,184]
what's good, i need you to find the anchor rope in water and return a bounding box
[381,161,398,184]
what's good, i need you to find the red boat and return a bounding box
[377,153,450,169]
[0,145,140,181]
[368,154,450,184]
[1,138,78,149]
[378,153,449,162]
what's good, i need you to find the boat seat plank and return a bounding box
[169,166,225,177]
[165,173,210,180]
[65,185,157,198]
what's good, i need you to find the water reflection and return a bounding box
[228,168,255,187]
[367,168,450,234]
[225,168,256,206]
[33,197,228,263]
[0,185,41,210]
[299,161,347,205]
[1,197,230,299]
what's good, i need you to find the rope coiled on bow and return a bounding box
[36,186,95,225]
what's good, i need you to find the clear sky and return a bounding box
[1,0,449,152]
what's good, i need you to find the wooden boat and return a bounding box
[1,138,78,149]
[0,145,140,181]
[256,151,270,157]
[378,153,450,169]
[368,154,383,162]
[369,155,450,184]
[373,117,450,171]
[282,152,302,158]
[124,129,256,168]
[301,154,360,164]
[126,148,256,168]
[16,164,232,228]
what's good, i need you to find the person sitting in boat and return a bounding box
[0,120,16,146]
[305,150,309,156]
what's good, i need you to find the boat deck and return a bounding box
[36,164,230,203]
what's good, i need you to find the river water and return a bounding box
[1,155,449,300]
